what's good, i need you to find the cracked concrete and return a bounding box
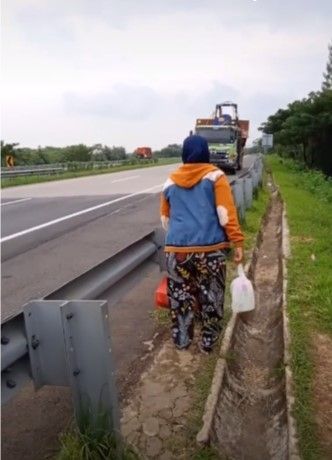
[121,339,205,459]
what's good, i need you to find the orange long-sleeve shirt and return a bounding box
[160,164,244,252]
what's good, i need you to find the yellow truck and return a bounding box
[195,102,249,173]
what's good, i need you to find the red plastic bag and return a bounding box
[155,276,170,309]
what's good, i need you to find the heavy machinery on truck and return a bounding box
[134,147,152,159]
[194,102,249,173]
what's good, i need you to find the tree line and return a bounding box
[154,144,182,158]
[0,143,127,167]
[0,142,182,167]
[260,42,332,176]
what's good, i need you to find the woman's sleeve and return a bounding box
[160,193,170,231]
[214,175,244,247]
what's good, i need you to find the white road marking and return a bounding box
[1,198,32,207]
[167,166,179,173]
[0,184,163,243]
[111,175,140,183]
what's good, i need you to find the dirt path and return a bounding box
[121,339,205,459]
[210,191,289,459]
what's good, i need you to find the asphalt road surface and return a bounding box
[1,156,255,460]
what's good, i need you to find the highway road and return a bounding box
[1,163,179,317]
[1,156,254,460]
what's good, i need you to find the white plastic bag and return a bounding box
[230,264,255,313]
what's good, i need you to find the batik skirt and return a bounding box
[166,249,227,352]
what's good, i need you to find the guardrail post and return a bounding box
[152,227,167,271]
[24,301,68,387]
[23,300,120,435]
[231,179,245,222]
[251,168,259,192]
[243,177,253,210]
[257,157,263,186]
[61,300,119,434]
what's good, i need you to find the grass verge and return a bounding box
[1,158,180,188]
[57,428,138,460]
[266,155,332,460]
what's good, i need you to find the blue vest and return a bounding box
[163,179,227,248]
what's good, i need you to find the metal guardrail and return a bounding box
[229,155,263,222]
[1,155,263,433]
[1,166,65,178]
[1,231,164,434]
[1,159,158,179]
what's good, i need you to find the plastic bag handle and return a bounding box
[237,263,245,277]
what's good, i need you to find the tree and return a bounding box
[103,146,126,161]
[154,144,182,158]
[322,42,332,91]
[260,89,332,175]
[279,111,314,164]
[15,147,41,165]
[61,144,92,162]
[244,138,262,155]
[259,108,291,136]
[42,146,66,164]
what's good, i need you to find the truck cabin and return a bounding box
[195,126,237,144]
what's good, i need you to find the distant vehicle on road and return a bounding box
[134,147,152,159]
[194,102,249,173]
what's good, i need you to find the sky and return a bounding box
[2,0,332,151]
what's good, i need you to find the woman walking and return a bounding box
[160,135,244,353]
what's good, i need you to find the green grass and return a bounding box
[57,408,139,460]
[150,308,170,326]
[57,429,138,460]
[266,155,332,460]
[1,158,180,188]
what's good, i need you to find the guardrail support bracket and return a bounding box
[23,300,119,433]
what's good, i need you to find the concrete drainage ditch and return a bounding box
[197,186,300,460]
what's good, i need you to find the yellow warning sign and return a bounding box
[6,155,15,167]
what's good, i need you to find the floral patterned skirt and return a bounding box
[166,249,227,352]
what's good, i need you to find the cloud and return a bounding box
[2,0,332,149]
[64,85,163,120]
[7,0,332,30]
[64,81,239,120]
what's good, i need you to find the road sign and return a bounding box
[262,134,273,148]
[6,155,15,167]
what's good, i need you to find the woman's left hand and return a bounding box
[234,247,243,264]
